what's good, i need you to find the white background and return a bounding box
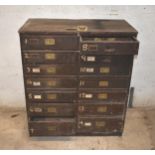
[0,5,155,107]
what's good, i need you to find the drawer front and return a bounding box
[78,103,125,115]
[78,90,127,102]
[79,77,130,89]
[80,55,133,65]
[77,116,123,134]
[28,103,75,117]
[26,77,78,89]
[23,51,78,64]
[24,64,78,75]
[29,118,75,136]
[21,35,79,50]
[80,37,139,55]
[80,65,131,76]
[26,91,77,103]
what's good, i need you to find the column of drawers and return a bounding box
[21,35,79,136]
[76,36,138,135]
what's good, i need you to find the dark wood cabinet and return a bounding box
[19,19,139,136]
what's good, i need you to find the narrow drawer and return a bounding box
[28,103,75,117]
[80,36,139,55]
[29,118,76,136]
[24,64,78,75]
[80,55,133,65]
[21,35,79,50]
[25,77,78,89]
[77,116,123,135]
[26,90,77,103]
[79,76,130,89]
[79,64,132,76]
[78,103,125,115]
[78,90,127,102]
[22,51,78,64]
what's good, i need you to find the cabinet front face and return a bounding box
[19,19,139,137]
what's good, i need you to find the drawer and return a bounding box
[79,64,132,76]
[28,103,75,117]
[26,90,77,103]
[29,118,76,136]
[80,36,139,55]
[21,35,79,50]
[78,103,125,115]
[80,55,133,65]
[25,77,78,89]
[77,116,123,134]
[79,76,130,88]
[78,90,127,102]
[22,50,78,64]
[24,64,78,75]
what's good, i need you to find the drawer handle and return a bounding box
[79,80,85,86]
[44,38,55,45]
[45,53,56,60]
[46,67,56,73]
[77,25,88,32]
[47,126,57,131]
[96,121,106,127]
[99,80,109,87]
[98,93,108,99]
[47,80,57,87]
[26,79,32,85]
[47,107,57,113]
[97,106,107,113]
[100,67,110,74]
[47,94,57,100]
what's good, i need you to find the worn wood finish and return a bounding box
[22,50,79,64]
[19,19,139,136]
[77,116,123,134]
[28,103,76,117]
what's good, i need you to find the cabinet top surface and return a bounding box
[19,19,138,35]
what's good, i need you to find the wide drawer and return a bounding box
[79,64,132,76]
[78,90,127,103]
[79,76,130,89]
[80,55,133,65]
[80,36,139,55]
[77,116,123,135]
[25,77,78,89]
[29,118,76,136]
[24,64,78,75]
[78,103,125,115]
[22,50,78,64]
[26,90,77,103]
[20,35,79,50]
[28,103,75,117]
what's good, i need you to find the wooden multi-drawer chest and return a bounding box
[19,19,139,136]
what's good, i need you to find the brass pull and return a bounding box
[46,67,56,73]
[77,25,88,32]
[79,80,85,86]
[82,44,88,51]
[99,80,109,87]
[44,38,55,45]
[26,79,32,85]
[33,81,41,86]
[45,53,56,60]
[24,38,28,44]
[81,55,87,61]
[96,121,106,127]
[98,93,108,99]
[84,122,92,127]
[97,106,107,113]
[47,94,57,100]
[80,67,94,73]
[100,67,110,74]
[47,107,57,113]
[26,67,31,73]
[30,107,42,113]
[79,93,93,99]
[47,126,57,131]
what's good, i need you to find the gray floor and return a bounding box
[0,106,155,149]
